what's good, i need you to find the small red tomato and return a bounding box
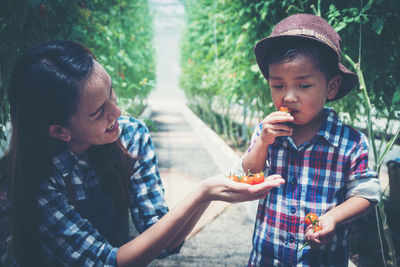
[313,225,322,232]
[39,4,47,18]
[241,175,253,185]
[304,213,319,226]
[252,172,265,184]
[227,174,239,182]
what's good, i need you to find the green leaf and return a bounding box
[392,89,400,105]
[372,17,385,35]
[334,22,347,32]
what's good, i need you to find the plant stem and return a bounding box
[343,53,398,267]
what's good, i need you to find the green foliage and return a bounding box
[0,0,156,151]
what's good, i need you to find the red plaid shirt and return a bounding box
[237,108,379,267]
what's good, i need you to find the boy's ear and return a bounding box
[48,125,71,142]
[327,75,342,100]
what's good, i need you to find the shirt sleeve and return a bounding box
[119,117,179,258]
[345,133,381,202]
[37,179,118,266]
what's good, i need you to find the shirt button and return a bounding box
[290,207,296,214]
[289,235,295,243]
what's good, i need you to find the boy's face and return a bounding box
[268,54,341,129]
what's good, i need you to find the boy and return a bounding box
[236,13,380,266]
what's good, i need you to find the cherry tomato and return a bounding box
[304,213,319,226]
[313,225,322,232]
[227,174,240,182]
[39,4,47,18]
[279,106,289,113]
[241,175,253,185]
[252,172,265,184]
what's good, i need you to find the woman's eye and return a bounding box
[96,109,105,120]
[271,85,283,89]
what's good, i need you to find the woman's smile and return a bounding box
[105,120,119,133]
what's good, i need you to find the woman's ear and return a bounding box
[48,125,71,142]
[327,75,342,100]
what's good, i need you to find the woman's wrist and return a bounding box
[195,179,214,203]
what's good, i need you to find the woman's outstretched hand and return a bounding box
[201,174,285,203]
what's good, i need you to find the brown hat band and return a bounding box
[280,29,339,55]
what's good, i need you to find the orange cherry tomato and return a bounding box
[227,174,240,182]
[252,172,265,184]
[313,225,322,232]
[279,106,289,113]
[241,175,253,185]
[304,213,319,226]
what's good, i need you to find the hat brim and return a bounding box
[254,35,358,101]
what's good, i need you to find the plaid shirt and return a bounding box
[37,116,169,266]
[238,108,379,267]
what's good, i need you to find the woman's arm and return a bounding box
[164,200,210,252]
[117,175,285,266]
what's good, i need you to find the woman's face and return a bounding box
[65,60,121,155]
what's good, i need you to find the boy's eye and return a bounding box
[299,84,311,89]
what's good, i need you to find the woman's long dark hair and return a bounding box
[5,40,132,266]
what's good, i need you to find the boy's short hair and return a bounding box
[263,38,340,82]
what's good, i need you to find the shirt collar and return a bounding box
[315,107,343,147]
[52,148,90,178]
[52,149,79,177]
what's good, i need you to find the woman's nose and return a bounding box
[107,101,121,121]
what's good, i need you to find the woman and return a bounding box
[2,40,285,266]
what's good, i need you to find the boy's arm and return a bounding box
[323,196,373,225]
[242,136,270,174]
[242,110,293,174]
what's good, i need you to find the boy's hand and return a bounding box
[305,213,336,249]
[259,111,293,145]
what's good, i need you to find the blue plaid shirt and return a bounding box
[236,108,380,267]
[36,116,169,266]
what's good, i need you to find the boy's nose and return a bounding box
[283,90,298,102]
